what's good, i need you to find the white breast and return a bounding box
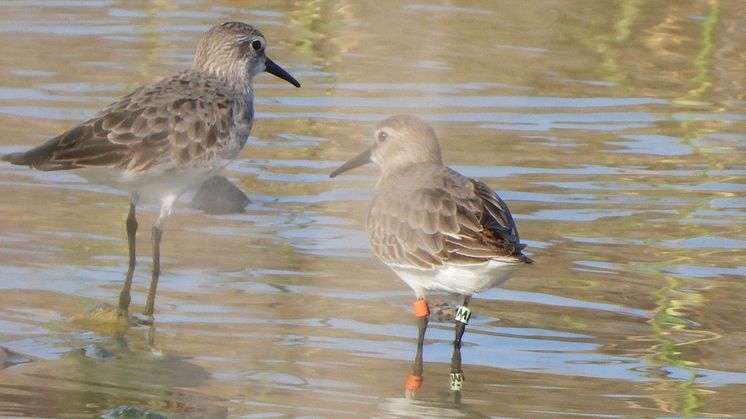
[390,259,518,297]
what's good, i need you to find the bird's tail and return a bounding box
[1,138,78,171]
[1,152,30,166]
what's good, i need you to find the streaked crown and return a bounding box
[193,22,269,87]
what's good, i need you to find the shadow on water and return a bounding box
[0,321,220,418]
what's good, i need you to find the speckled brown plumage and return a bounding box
[6,71,250,174]
[1,21,300,318]
[3,21,300,182]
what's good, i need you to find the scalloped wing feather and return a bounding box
[11,71,245,173]
[367,165,531,270]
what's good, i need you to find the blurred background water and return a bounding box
[0,1,745,417]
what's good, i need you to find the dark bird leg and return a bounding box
[413,300,429,375]
[143,196,175,317]
[118,194,139,313]
[450,295,472,391]
[405,297,430,398]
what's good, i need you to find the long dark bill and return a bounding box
[265,58,301,88]
[329,147,372,178]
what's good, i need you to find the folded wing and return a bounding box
[2,72,244,173]
[367,166,531,270]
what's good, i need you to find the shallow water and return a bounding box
[1,1,745,418]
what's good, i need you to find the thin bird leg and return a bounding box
[450,295,472,391]
[118,193,140,312]
[406,296,429,396]
[143,195,176,317]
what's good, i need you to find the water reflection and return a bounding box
[1,321,218,418]
[1,0,746,417]
[0,347,32,370]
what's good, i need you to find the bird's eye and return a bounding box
[377,131,388,142]
[251,39,263,51]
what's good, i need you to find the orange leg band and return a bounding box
[413,299,430,318]
[405,371,423,391]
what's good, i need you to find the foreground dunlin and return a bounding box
[2,22,300,318]
[330,115,532,392]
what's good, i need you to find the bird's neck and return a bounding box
[192,62,252,95]
[376,162,434,190]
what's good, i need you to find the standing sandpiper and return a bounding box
[330,115,531,392]
[2,22,300,318]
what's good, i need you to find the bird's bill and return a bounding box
[329,147,372,178]
[264,58,301,88]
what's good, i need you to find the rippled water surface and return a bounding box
[1,1,745,418]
